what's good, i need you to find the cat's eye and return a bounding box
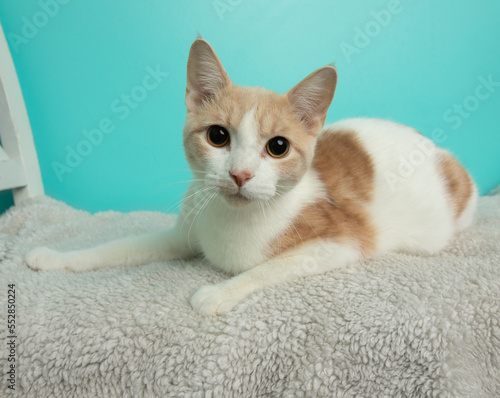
[266,136,289,158]
[207,125,230,147]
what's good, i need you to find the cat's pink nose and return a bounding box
[230,170,254,187]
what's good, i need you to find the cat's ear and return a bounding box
[286,66,337,133]
[186,39,232,112]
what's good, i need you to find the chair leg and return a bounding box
[0,23,44,205]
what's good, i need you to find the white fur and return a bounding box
[25,116,477,315]
[194,168,327,274]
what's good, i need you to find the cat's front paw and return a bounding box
[25,247,70,271]
[190,283,243,316]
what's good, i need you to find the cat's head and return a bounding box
[183,39,337,207]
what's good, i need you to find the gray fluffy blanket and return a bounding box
[0,192,499,397]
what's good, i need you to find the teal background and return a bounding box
[1,0,499,215]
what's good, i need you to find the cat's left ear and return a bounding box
[186,39,232,112]
[286,66,337,134]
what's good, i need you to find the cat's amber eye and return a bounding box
[207,125,230,147]
[266,136,289,158]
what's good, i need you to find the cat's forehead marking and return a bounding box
[237,107,259,146]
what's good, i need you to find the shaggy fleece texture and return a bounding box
[0,192,499,398]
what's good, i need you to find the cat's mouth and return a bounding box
[208,177,273,207]
[214,182,276,207]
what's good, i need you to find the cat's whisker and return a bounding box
[187,191,218,253]
[188,169,210,176]
[148,168,209,177]
[162,192,190,214]
[144,169,193,181]
[162,192,194,214]
[155,179,205,190]
[143,169,209,186]
[258,200,268,226]
[183,187,216,212]
[179,187,217,233]
[140,179,205,198]
[163,185,213,214]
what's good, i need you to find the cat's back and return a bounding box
[317,118,430,177]
[313,118,477,254]
[314,118,430,205]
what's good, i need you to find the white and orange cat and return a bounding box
[26,39,477,315]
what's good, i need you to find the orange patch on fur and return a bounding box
[269,130,377,257]
[437,152,474,219]
[254,92,315,182]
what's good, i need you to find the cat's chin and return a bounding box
[223,193,253,207]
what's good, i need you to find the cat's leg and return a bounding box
[25,225,198,272]
[190,240,362,315]
[25,183,209,272]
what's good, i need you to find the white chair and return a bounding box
[0,22,44,204]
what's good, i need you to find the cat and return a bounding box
[26,38,478,316]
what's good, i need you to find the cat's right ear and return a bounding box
[186,39,231,112]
